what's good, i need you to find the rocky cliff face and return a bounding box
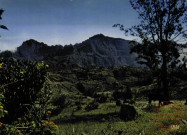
[69,34,136,67]
[13,34,137,67]
[14,39,65,60]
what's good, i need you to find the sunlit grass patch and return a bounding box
[152,101,185,130]
[52,100,186,135]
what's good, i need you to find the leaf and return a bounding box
[0,25,8,30]
[0,9,4,16]
[0,9,4,20]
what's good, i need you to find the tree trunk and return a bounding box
[161,53,169,101]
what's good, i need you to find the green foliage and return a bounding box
[51,99,186,135]
[168,125,187,135]
[0,114,58,135]
[115,99,121,106]
[115,0,187,101]
[76,82,85,93]
[19,81,58,135]
[113,86,134,105]
[51,94,69,114]
[0,94,7,119]
[52,94,66,108]
[85,101,99,111]
[119,104,137,121]
[0,51,13,58]
[0,59,59,134]
[0,58,47,123]
[19,65,184,134]
[75,101,82,111]
[94,93,107,103]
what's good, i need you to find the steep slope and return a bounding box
[69,34,136,67]
[11,34,136,67]
[14,39,72,61]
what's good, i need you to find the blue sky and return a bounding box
[0,0,139,51]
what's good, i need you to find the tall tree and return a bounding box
[114,0,187,100]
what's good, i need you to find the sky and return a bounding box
[0,0,139,51]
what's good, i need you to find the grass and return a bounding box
[54,114,166,135]
[52,100,187,135]
[47,67,187,134]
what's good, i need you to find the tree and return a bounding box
[114,0,187,100]
[0,9,8,32]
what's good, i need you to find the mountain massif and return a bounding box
[2,34,137,68]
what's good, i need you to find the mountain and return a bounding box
[69,34,136,67]
[8,34,137,68]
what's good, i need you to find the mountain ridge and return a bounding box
[1,34,137,68]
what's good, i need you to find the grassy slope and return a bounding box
[47,67,187,134]
[53,100,187,135]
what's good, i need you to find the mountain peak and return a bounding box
[9,34,137,67]
[22,39,48,47]
[90,34,106,39]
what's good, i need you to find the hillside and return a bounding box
[8,34,137,68]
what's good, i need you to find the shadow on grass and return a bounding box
[142,104,159,112]
[54,112,120,124]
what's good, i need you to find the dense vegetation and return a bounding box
[114,0,187,101]
[0,58,186,134]
[47,66,187,134]
[0,58,59,134]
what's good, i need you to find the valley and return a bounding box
[45,66,187,135]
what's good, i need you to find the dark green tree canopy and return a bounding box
[114,0,187,100]
[115,0,187,42]
[114,0,186,68]
[114,0,187,68]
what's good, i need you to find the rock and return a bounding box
[120,104,137,121]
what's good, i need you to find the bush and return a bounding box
[75,101,82,110]
[51,94,69,114]
[0,59,58,134]
[116,99,121,106]
[0,58,47,123]
[113,86,134,105]
[119,104,137,121]
[52,94,67,108]
[94,93,107,103]
[85,101,99,111]
[76,82,85,93]
[122,86,133,103]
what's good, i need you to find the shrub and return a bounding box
[116,99,121,106]
[51,94,69,115]
[119,104,137,121]
[122,86,133,103]
[52,94,67,108]
[94,93,107,103]
[0,59,58,134]
[75,101,82,110]
[85,101,99,111]
[76,82,86,93]
[113,90,121,101]
[0,58,47,123]
[113,86,134,105]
